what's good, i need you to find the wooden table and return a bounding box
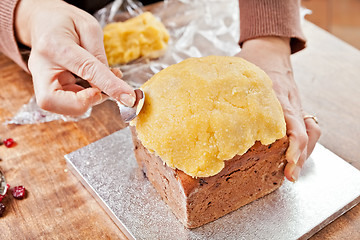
[0,19,359,239]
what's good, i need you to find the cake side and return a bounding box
[185,137,288,228]
[131,127,188,224]
[131,127,289,228]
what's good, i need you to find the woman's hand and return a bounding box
[15,0,135,115]
[237,37,321,182]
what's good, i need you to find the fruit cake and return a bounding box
[130,56,288,228]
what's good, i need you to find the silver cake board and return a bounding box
[65,127,360,240]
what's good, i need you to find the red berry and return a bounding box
[3,138,15,148]
[12,186,26,199]
[0,195,4,202]
[0,203,5,217]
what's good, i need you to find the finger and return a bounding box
[46,88,102,115]
[37,82,102,116]
[111,67,123,78]
[304,117,321,157]
[75,15,109,66]
[29,54,103,115]
[62,83,86,92]
[58,71,77,86]
[62,84,108,105]
[285,114,308,165]
[297,149,308,168]
[284,149,307,182]
[57,71,103,97]
[284,162,296,182]
[51,41,135,107]
[37,85,102,116]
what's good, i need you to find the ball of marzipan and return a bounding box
[131,56,286,177]
[103,12,169,65]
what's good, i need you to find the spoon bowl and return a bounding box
[0,170,7,196]
[118,89,145,123]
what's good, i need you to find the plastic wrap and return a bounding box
[97,0,241,87]
[5,96,92,125]
[6,0,240,125]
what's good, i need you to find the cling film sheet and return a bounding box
[96,0,241,87]
[7,0,240,124]
[8,1,312,124]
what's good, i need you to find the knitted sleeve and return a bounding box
[0,0,28,71]
[238,0,306,53]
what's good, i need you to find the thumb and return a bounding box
[55,42,135,107]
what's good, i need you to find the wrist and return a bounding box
[237,36,293,79]
[241,37,291,56]
[15,0,40,47]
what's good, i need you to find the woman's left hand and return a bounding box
[236,37,321,182]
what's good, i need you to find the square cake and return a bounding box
[130,56,289,228]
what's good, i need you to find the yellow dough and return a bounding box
[103,12,169,65]
[131,56,286,177]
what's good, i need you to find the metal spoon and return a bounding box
[75,78,145,122]
[0,169,8,196]
[117,89,145,123]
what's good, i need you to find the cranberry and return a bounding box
[0,203,5,217]
[12,186,26,199]
[3,138,15,148]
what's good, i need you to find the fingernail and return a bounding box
[93,92,103,105]
[291,166,302,182]
[119,94,136,107]
[94,93,109,105]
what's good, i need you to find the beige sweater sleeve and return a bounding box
[239,0,306,54]
[0,0,28,71]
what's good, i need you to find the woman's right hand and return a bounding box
[15,0,135,115]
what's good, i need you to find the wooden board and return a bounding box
[1,17,360,240]
[65,128,360,240]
